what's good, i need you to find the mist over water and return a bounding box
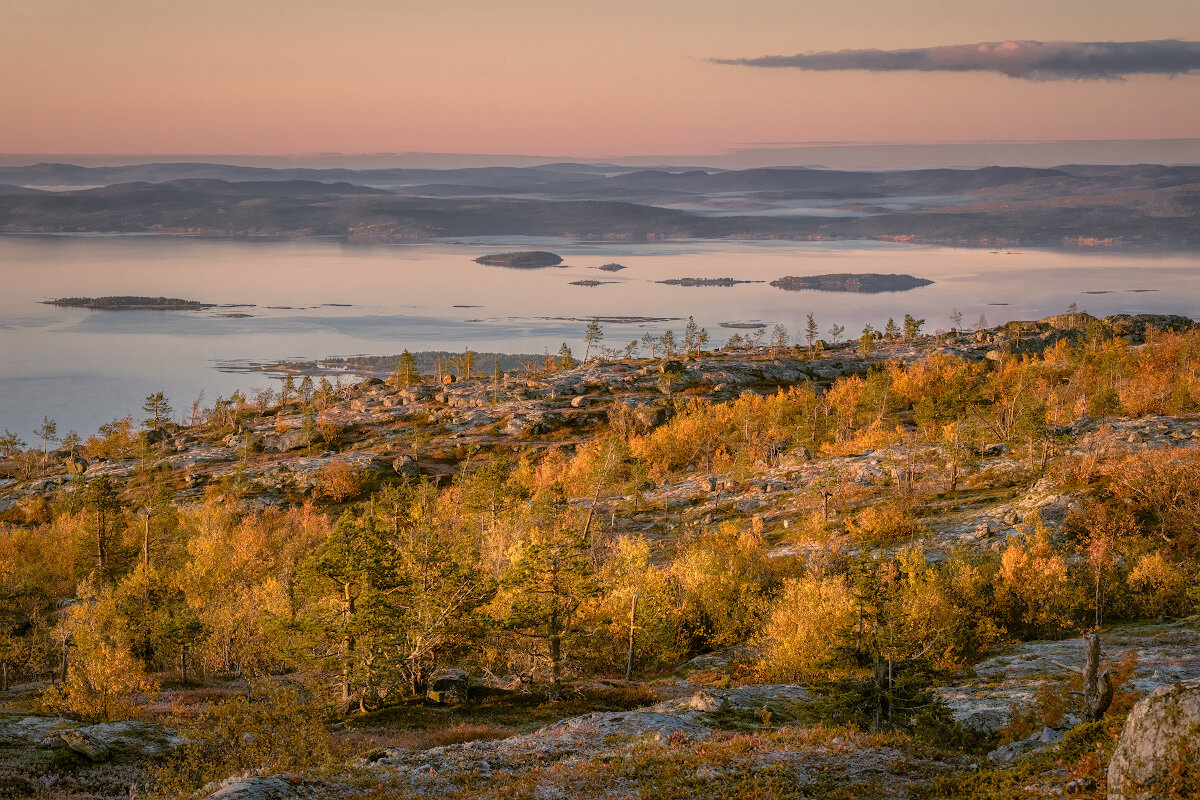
[1,234,1197,438]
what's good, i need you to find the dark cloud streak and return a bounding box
[712,40,1200,81]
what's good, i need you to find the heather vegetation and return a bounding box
[2,312,1199,797]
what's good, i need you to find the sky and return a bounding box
[2,0,1199,159]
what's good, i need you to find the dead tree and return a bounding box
[1052,633,1113,721]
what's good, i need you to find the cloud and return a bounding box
[712,40,1200,81]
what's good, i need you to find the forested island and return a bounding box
[43,296,215,310]
[657,277,761,287]
[473,251,564,268]
[770,273,934,293]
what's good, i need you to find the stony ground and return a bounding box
[3,314,1198,798]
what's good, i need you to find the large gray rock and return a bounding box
[202,776,301,800]
[1108,678,1200,799]
[60,728,110,761]
[987,726,1063,765]
[262,427,310,453]
[2,716,182,762]
[391,454,420,481]
[427,668,469,704]
[77,720,185,757]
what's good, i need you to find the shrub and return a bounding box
[756,574,855,682]
[846,499,924,542]
[154,683,331,795]
[314,461,365,502]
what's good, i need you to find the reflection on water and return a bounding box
[0,234,1197,437]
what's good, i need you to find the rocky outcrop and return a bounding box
[60,728,110,761]
[1107,678,1200,800]
[261,427,310,453]
[426,668,468,704]
[987,726,1063,765]
[391,454,420,482]
[201,776,303,800]
[0,716,183,760]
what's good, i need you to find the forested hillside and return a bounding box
[2,311,1199,798]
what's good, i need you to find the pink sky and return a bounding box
[2,0,1198,157]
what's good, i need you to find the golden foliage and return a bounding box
[993,524,1080,638]
[314,461,365,502]
[756,573,855,682]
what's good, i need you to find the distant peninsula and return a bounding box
[473,251,563,268]
[770,273,934,293]
[43,296,215,310]
[657,277,762,287]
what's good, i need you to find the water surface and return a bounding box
[1,235,1196,438]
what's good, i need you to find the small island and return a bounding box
[473,251,564,268]
[43,295,215,310]
[769,273,934,293]
[596,263,627,272]
[569,279,613,287]
[658,277,761,287]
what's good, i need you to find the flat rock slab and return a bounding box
[936,621,1200,732]
[202,777,302,800]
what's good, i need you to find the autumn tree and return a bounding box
[85,477,122,581]
[903,314,924,340]
[388,350,423,389]
[451,347,477,380]
[661,329,677,359]
[557,343,576,369]
[0,429,25,458]
[34,416,58,474]
[584,318,604,363]
[142,391,173,430]
[684,317,699,357]
[304,511,402,711]
[770,324,789,359]
[858,325,875,355]
[498,519,596,695]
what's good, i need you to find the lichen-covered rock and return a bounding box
[426,668,468,704]
[201,776,301,800]
[986,726,1063,765]
[60,728,110,761]
[262,427,310,453]
[1107,678,1200,799]
[392,454,420,481]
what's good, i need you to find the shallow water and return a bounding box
[1,234,1197,438]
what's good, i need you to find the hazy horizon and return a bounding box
[3,137,1200,173]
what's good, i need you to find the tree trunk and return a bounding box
[341,581,355,708]
[1083,633,1113,721]
[548,610,562,698]
[625,591,639,682]
[96,509,107,577]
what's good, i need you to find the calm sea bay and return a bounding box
[1,234,1197,438]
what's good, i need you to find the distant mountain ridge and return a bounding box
[0,163,1195,248]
